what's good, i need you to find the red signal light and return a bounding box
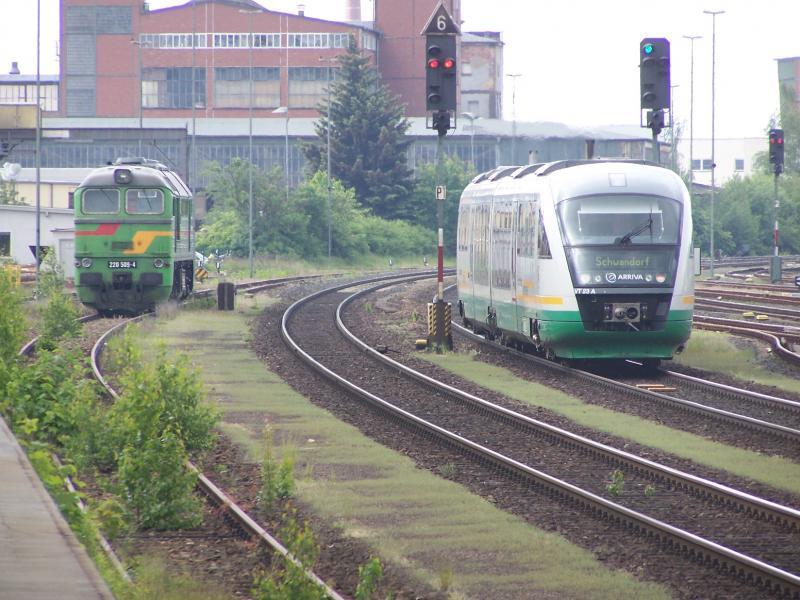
[427,58,440,69]
[443,57,455,70]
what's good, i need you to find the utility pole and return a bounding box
[35,0,41,296]
[682,35,701,186]
[704,10,724,278]
[506,73,521,163]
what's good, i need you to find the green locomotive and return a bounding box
[73,158,195,314]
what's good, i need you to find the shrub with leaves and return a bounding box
[0,267,26,393]
[4,348,95,444]
[258,426,296,512]
[118,428,201,530]
[355,557,383,600]
[38,290,81,351]
[252,509,326,600]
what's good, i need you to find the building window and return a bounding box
[331,33,354,48]
[360,31,376,51]
[735,158,744,171]
[288,67,337,108]
[213,33,250,48]
[253,33,280,48]
[215,67,280,108]
[0,232,9,257]
[701,159,713,170]
[139,33,206,49]
[142,68,205,109]
[467,100,479,115]
[691,159,701,170]
[287,33,329,48]
[461,62,472,76]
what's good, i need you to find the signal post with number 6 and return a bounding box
[422,2,459,350]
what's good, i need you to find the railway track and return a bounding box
[19,275,349,599]
[87,278,347,600]
[282,273,800,599]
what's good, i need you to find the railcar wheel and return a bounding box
[641,359,661,372]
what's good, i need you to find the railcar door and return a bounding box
[515,197,537,334]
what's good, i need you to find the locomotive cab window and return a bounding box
[82,189,120,214]
[126,189,165,214]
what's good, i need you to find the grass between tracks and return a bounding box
[670,329,800,395]
[146,298,671,600]
[420,352,800,497]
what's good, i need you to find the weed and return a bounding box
[355,557,383,600]
[644,484,656,498]
[606,469,625,497]
[437,565,454,592]
[258,426,296,512]
[364,302,374,314]
[437,462,457,479]
[410,309,420,322]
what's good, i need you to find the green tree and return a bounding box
[407,156,474,254]
[0,180,24,205]
[199,159,309,257]
[303,42,413,219]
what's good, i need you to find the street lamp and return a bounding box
[130,38,144,156]
[670,84,678,171]
[460,111,480,169]
[320,56,337,258]
[704,10,724,278]
[240,8,259,278]
[272,106,289,202]
[506,73,522,164]
[682,35,701,188]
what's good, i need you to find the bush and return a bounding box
[0,267,26,366]
[118,429,201,530]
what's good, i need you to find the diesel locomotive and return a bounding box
[456,159,694,365]
[73,158,195,314]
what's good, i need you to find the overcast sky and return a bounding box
[3,0,798,140]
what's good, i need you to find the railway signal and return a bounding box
[769,128,784,174]
[640,38,671,112]
[422,1,460,350]
[639,37,671,163]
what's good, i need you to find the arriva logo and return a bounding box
[605,272,617,283]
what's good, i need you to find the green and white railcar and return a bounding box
[456,160,694,364]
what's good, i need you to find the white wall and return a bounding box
[0,205,74,273]
[677,137,764,186]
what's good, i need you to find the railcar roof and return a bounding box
[77,161,191,197]
[471,159,662,184]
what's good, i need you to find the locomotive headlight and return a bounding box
[153,258,165,268]
[579,273,591,285]
[626,307,639,320]
[614,308,626,320]
[81,257,92,268]
[114,168,133,184]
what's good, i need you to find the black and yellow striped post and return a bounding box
[426,301,453,351]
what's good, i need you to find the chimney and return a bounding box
[344,0,360,21]
[9,61,20,75]
[297,4,305,16]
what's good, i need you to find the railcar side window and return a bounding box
[126,189,165,214]
[82,189,120,214]
[537,213,551,258]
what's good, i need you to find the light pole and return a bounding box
[35,0,41,295]
[320,56,337,258]
[130,38,144,156]
[670,84,678,172]
[460,111,480,169]
[272,106,289,202]
[240,8,259,278]
[682,35,701,187]
[704,10,724,278]
[506,73,521,164]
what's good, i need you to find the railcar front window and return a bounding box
[82,189,120,214]
[558,195,680,246]
[126,189,165,214]
[558,194,682,288]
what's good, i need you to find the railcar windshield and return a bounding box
[81,188,120,214]
[557,194,682,288]
[558,194,680,246]
[126,189,165,214]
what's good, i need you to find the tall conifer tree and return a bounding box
[304,42,413,219]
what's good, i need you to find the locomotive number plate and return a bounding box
[108,260,137,269]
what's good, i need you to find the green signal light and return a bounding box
[643,43,654,55]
